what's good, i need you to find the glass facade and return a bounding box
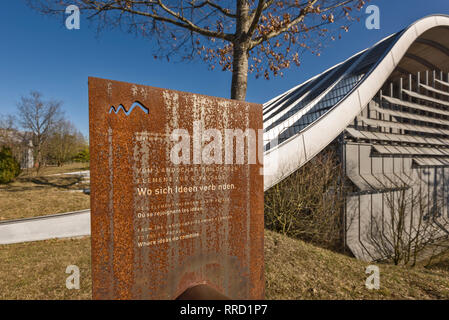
[264,32,400,150]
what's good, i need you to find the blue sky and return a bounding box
[1,0,448,136]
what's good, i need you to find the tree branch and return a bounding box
[320,0,355,13]
[76,0,235,41]
[188,0,237,18]
[249,0,352,49]
[155,0,233,40]
[247,0,265,39]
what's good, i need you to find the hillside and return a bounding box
[264,230,449,299]
[0,230,448,299]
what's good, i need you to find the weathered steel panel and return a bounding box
[89,77,264,300]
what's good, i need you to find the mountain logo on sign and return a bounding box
[109,101,148,115]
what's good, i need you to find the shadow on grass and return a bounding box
[18,163,90,178]
[0,176,85,193]
[427,260,449,272]
[0,185,47,192]
[424,245,449,272]
[30,176,83,189]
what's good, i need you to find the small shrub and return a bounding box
[0,146,21,184]
[73,148,89,163]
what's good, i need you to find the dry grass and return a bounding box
[1,230,448,300]
[265,230,449,299]
[0,163,90,221]
[0,237,91,300]
[423,249,449,272]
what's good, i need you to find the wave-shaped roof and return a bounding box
[263,14,449,191]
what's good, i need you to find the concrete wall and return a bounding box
[345,142,449,261]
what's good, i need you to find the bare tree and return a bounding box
[264,148,348,252]
[29,0,367,101]
[0,114,24,164]
[0,114,16,132]
[365,182,449,266]
[45,120,87,166]
[0,114,17,146]
[16,91,63,172]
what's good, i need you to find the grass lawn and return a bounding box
[423,250,449,272]
[0,163,90,221]
[1,230,448,300]
[0,237,91,300]
[264,231,449,299]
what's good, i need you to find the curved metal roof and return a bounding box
[263,14,449,191]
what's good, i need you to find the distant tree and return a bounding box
[16,91,63,172]
[0,114,17,146]
[0,114,28,165]
[45,120,87,166]
[73,147,90,163]
[30,0,367,101]
[0,114,16,132]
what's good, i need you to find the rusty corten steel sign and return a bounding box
[88,77,264,299]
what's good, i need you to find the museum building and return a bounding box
[263,15,449,260]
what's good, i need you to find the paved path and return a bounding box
[0,210,91,245]
[48,170,90,177]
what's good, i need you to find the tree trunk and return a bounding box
[231,0,250,101]
[231,44,249,101]
[36,136,42,175]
